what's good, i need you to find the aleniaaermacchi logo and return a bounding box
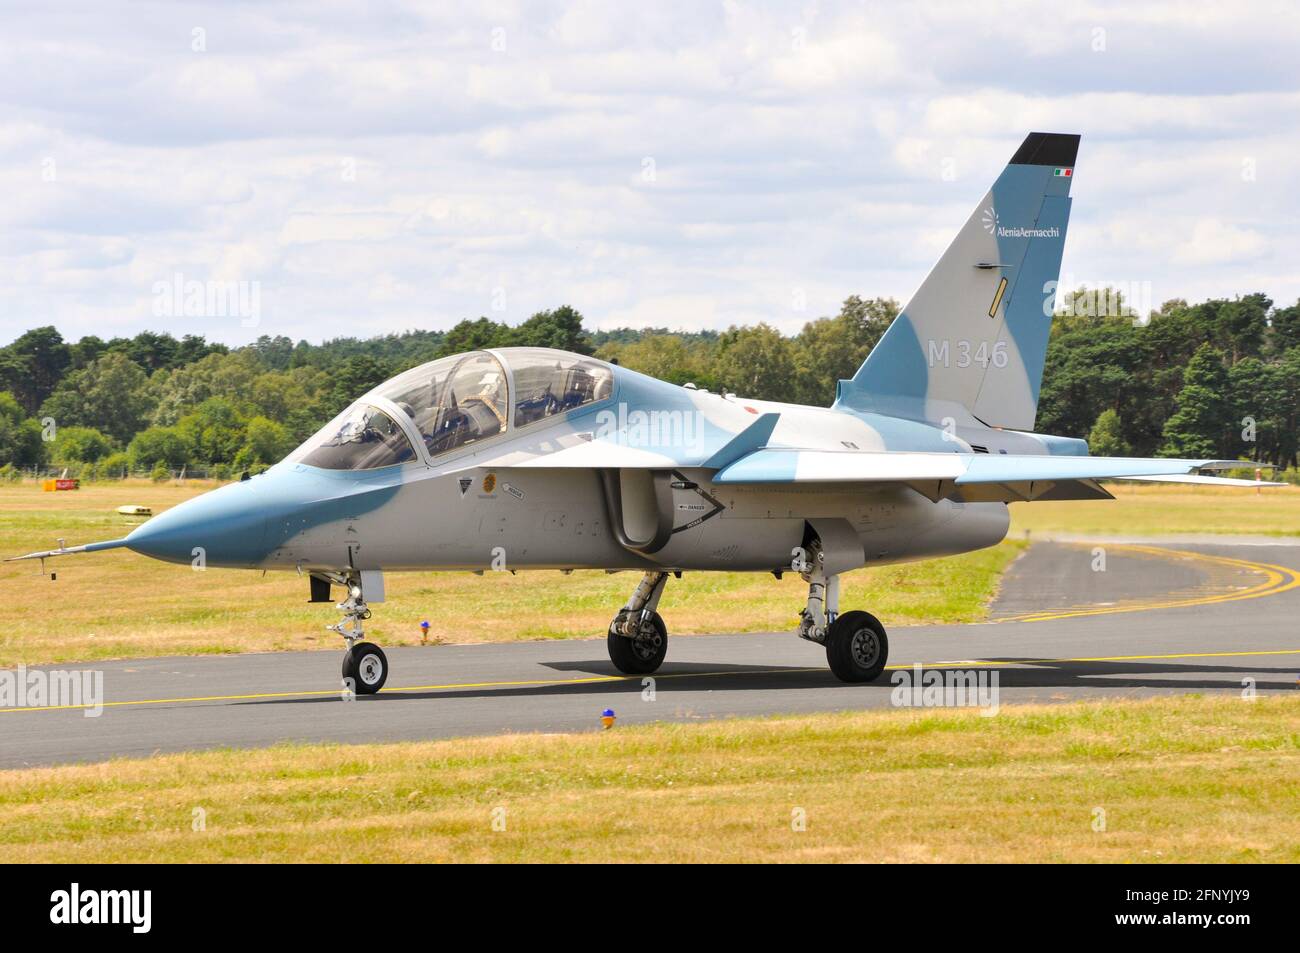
[980,205,1059,239]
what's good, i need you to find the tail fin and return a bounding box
[836,132,1078,430]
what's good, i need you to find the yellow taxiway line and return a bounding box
[3,647,1298,715]
[996,544,1300,623]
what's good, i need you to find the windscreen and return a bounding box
[298,404,417,470]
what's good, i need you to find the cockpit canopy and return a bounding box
[287,348,614,471]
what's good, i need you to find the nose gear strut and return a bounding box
[325,574,372,649]
[315,570,389,695]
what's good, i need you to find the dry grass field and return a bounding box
[0,695,1293,863]
[1009,481,1300,538]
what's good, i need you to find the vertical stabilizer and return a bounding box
[837,132,1078,430]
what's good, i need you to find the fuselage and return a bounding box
[122,347,1078,575]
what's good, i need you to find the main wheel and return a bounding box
[607,611,668,675]
[825,611,888,683]
[342,641,389,695]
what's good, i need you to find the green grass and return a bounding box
[0,695,1294,862]
[0,480,1023,665]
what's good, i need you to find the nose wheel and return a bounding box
[342,641,389,695]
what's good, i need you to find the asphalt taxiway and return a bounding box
[2,540,1297,768]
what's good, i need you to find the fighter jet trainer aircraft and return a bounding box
[12,133,1277,692]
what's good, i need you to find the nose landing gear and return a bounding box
[318,569,389,695]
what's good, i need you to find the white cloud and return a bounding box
[1,0,1299,347]
[1173,219,1269,267]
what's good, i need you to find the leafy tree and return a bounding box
[250,335,295,371]
[1160,343,1233,458]
[235,416,295,469]
[513,306,592,354]
[0,326,70,413]
[436,318,511,357]
[148,350,262,426]
[121,331,179,373]
[38,352,153,444]
[95,451,131,479]
[605,334,718,388]
[328,356,392,413]
[1277,347,1300,468]
[1054,285,1136,325]
[794,295,896,404]
[1037,320,1151,450]
[1087,409,1131,457]
[50,426,115,463]
[1215,293,1270,363]
[175,334,227,367]
[711,323,800,402]
[0,392,45,467]
[69,335,109,369]
[128,426,192,469]
[176,398,246,465]
[1268,300,1300,356]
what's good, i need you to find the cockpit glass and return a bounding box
[384,352,508,457]
[510,352,614,427]
[299,405,416,470]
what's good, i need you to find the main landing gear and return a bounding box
[607,570,669,674]
[320,570,389,695]
[794,543,889,683]
[601,552,889,683]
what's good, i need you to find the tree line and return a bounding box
[0,291,1296,480]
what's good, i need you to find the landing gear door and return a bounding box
[807,517,865,576]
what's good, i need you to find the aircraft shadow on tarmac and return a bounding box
[235,658,1298,707]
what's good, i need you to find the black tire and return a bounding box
[825,611,888,683]
[342,641,388,695]
[607,611,668,675]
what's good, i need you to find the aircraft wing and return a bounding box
[709,450,1280,502]
[469,413,783,472]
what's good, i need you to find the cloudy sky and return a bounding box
[2,0,1298,347]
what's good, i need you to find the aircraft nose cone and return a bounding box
[126,479,269,567]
